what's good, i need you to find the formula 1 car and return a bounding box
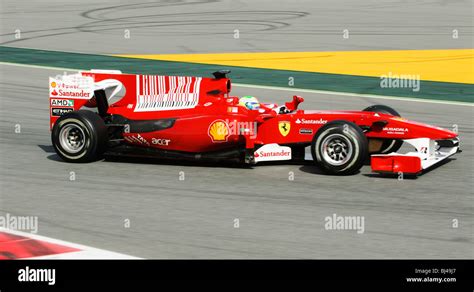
[49,70,460,175]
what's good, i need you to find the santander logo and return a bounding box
[52,89,91,98]
[253,144,292,162]
[254,149,291,158]
[49,77,94,100]
[295,118,327,125]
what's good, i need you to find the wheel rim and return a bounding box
[59,124,86,154]
[321,134,353,166]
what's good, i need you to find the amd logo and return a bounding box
[50,99,74,106]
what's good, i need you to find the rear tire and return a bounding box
[311,120,368,175]
[363,104,403,154]
[52,110,107,163]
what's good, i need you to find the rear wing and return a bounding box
[49,72,97,129]
[49,70,231,130]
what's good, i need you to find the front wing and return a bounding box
[371,138,460,175]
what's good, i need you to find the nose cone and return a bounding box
[387,117,458,140]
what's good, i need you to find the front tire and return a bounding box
[311,120,368,175]
[52,110,107,163]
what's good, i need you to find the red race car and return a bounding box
[49,70,460,176]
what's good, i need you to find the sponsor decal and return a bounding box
[151,138,171,146]
[383,127,409,134]
[278,121,291,137]
[50,99,74,107]
[295,118,327,125]
[51,107,73,117]
[227,106,238,113]
[208,119,230,142]
[124,134,150,146]
[134,75,202,112]
[254,149,291,158]
[49,75,94,99]
[253,144,292,162]
[50,89,91,98]
[299,128,313,135]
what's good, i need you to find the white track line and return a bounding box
[1,61,472,106]
[0,228,140,259]
[233,83,474,106]
[0,61,79,72]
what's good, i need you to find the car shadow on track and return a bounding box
[45,153,251,169]
[38,145,55,153]
[40,144,455,179]
[46,154,66,162]
[104,155,253,169]
[103,157,327,172]
[298,164,360,176]
[40,144,248,168]
[39,145,71,163]
[43,146,326,174]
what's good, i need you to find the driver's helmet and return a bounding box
[239,96,260,110]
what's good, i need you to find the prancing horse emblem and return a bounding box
[278,121,291,137]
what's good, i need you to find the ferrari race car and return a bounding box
[49,70,460,176]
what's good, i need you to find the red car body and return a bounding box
[49,70,460,175]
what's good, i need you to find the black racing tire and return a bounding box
[311,120,368,175]
[363,104,403,154]
[52,110,107,163]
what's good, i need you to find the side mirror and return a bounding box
[285,95,304,111]
[212,70,231,79]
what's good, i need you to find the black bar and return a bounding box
[0,260,471,290]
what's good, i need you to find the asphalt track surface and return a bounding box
[0,64,472,258]
[0,0,473,53]
[0,0,473,259]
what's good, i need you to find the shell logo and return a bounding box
[208,119,230,143]
[50,81,57,88]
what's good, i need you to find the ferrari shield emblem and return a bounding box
[278,121,291,137]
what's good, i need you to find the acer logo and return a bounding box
[152,138,171,146]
